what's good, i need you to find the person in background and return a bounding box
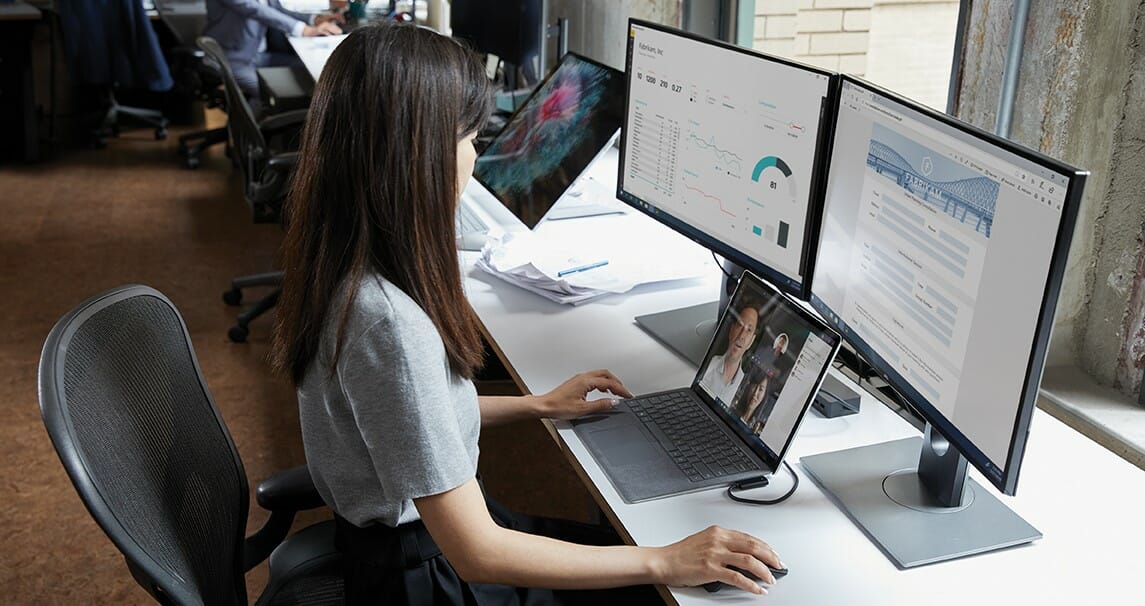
[272,23,784,604]
[203,0,343,102]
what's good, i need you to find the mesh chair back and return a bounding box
[196,36,269,183]
[197,36,292,223]
[39,286,250,605]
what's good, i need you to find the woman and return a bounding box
[273,23,782,604]
[732,375,765,423]
[737,376,776,435]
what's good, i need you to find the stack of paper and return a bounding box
[474,216,712,305]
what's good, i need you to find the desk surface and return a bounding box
[462,174,1145,604]
[287,34,348,83]
[0,1,40,20]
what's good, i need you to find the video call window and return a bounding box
[696,276,837,459]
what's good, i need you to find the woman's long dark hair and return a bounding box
[273,23,492,385]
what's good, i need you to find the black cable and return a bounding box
[712,251,734,280]
[726,461,799,505]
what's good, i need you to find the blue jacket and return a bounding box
[57,0,174,91]
[203,0,312,66]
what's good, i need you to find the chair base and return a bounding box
[223,271,283,343]
[82,90,171,148]
[178,126,228,169]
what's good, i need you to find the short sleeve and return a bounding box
[337,312,477,503]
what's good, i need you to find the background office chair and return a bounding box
[55,0,173,147]
[198,36,305,342]
[175,50,229,169]
[148,0,230,169]
[38,284,342,605]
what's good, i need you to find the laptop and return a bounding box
[572,271,842,503]
[457,51,626,248]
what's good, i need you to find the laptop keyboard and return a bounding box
[456,200,490,236]
[627,392,756,482]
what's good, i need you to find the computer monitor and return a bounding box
[618,19,836,365]
[473,52,625,228]
[801,76,1087,568]
[451,0,543,84]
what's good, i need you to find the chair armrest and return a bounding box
[259,109,309,135]
[256,464,326,512]
[265,151,299,172]
[243,465,329,571]
[247,151,299,223]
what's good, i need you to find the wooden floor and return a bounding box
[0,119,596,603]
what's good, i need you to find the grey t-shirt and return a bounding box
[298,273,480,527]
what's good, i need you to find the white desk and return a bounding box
[287,34,348,82]
[463,198,1145,605]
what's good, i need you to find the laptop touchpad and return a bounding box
[589,426,662,467]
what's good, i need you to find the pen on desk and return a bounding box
[557,260,609,277]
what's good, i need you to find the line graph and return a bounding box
[687,132,743,173]
[683,181,737,217]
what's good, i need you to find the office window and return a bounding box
[752,0,959,111]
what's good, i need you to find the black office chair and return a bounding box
[175,51,229,169]
[38,285,343,605]
[150,0,230,169]
[198,36,305,341]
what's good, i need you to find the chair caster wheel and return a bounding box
[228,325,249,343]
[185,156,200,169]
[223,288,242,306]
[155,127,168,140]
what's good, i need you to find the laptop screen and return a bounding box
[695,271,841,469]
[473,52,625,228]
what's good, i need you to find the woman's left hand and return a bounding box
[536,369,634,420]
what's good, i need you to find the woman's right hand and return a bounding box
[651,526,783,594]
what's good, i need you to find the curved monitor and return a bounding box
[803,76,1086,567]
[617,19,836,300]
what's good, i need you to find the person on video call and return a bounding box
[748,333,789,384]
[203,0,343,102]
[699,304,760,405]
[271,23,784,604]
[737,376,775,434]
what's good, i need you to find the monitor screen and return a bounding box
[617,19,835,298]
[473,52,625,228]
[694,272,841,469]
[810,77,1086,496]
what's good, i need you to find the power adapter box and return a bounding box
[813,374,861,418]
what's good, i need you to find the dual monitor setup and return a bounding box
[615,20,1086,569]
[467,17,1086,570]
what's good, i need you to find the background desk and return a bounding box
[462,197,1145,604]
[287,34,347,83]
[0,1,42,162]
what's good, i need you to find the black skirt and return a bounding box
[333,495,662,605]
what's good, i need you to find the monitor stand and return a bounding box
[634,301,720,367]
[800,424,1041,568]
[634,258,743,367]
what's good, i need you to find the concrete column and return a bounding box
[956,1,1145,397]
[543,0,681,69]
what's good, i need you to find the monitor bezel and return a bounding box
[616,18,839,300]
[810,74,1087,496]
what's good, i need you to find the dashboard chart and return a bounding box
[621,23,831,286]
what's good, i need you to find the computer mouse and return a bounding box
[456,231,488,252]
[701,564,788,593]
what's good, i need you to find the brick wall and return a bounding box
[753,0,958,110]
